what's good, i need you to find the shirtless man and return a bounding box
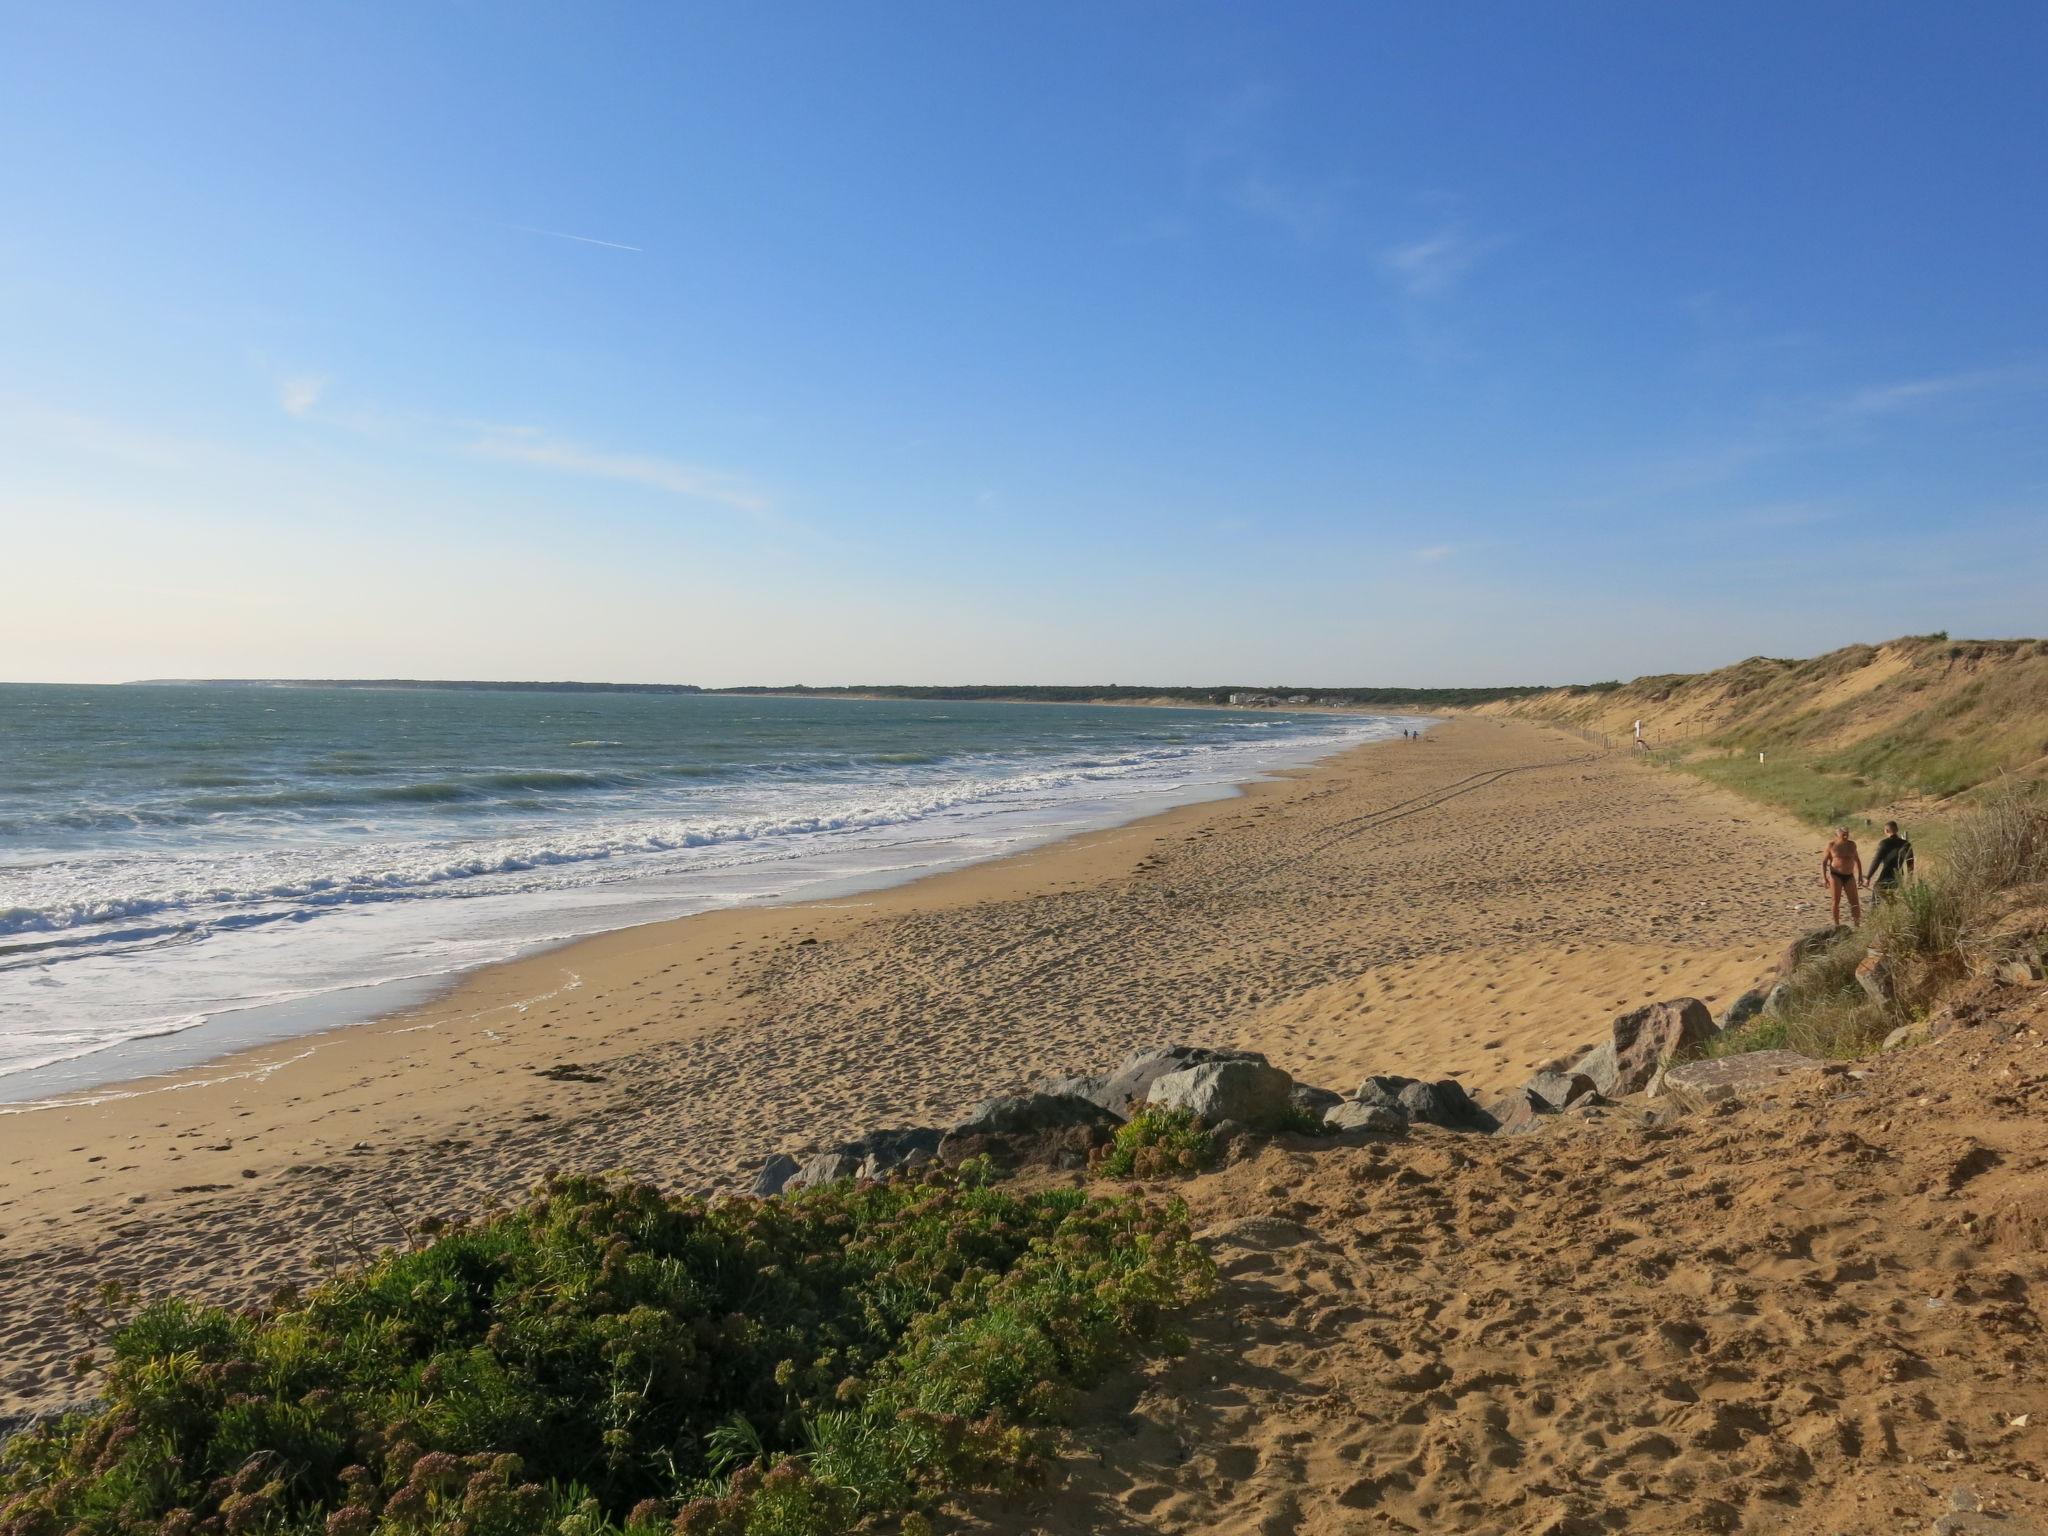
[1822,827,1863,927]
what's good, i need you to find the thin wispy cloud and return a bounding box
[1831,365,2037,421]
[278,376,327,418]
[1382,226,1491,298]
[1183,84,1350,244]
[504,223,644,253]
[1411,543,1457,563]
[468,425,769,514]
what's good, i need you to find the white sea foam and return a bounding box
[0,699,1421,1095]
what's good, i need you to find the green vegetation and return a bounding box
[1676,755,1888,829]
[1092,1108,1216,1179]
[1710,792,2048,1061]
[1505,634,2048,828]
[0,1169,1214,1536]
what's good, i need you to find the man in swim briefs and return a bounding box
[1822,826,1863,927]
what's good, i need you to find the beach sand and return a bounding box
[0,716,1818,1412]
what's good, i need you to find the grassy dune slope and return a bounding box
[1482,634,2048,828]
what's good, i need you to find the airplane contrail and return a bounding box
[505,223,644,253]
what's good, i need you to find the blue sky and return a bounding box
[3,3,2044,686]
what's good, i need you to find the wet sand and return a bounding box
[0,716,1818,1410]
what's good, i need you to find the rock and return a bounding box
[1576,998,1717,1098]
[1883,1020,1930,1052]
[1932,1515,2028,1536]
[1352,1074,1495,1132]
[1855,948,1896,1008]
[750,1153,800,1197]
[1656,1050,1828,1106]
[951,1092,1121,1137]
[1324,1100,1407,1134]
[1483,1087,1556,1135]
[1522,1069,1600,1112]
[1717,989,1768,1031]
[1353,1075,1412,1113]
[783,1126,943,1190]
[1147,1058,1296,1131]
[1778,925,1849,978]
[1289,1082,1345,1118]
[1762,980,1795,1019]
[937,1092,1120,1173]
[1050,1045,1270,1118]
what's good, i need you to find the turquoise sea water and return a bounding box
[0,685,1414,1098]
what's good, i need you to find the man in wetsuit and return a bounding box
[1823,827,1863,927]
[1866,821,1916,904]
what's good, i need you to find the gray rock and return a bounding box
[783,1126,943,1190]
[1146,1058,1296,1130]
[1656,1050,1828,1106]
[1047,1045,1270,1118]
[1324,1100,1407,1134]
[1575,998,1717,1098]
[938,1092,1121,1172]
[1762,979,1795,1019]
[952,1092,1121,1137]
[1717,989,1768,1031]
[1289,1082,1345,1118]
[1351,1074,1495,1132]
[1932,1514,2030,1536]
[1485,1087,1557,1135]
[750,1153,800,1197]
[1522,1069,1600,1112]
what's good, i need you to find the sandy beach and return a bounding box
[0,716,1818,1412]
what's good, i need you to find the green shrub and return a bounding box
[1092,1109,1216,1180]
[0,1170,1214,1536]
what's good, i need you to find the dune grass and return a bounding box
[0,1167,1215,1536]
[1708,792,2048,1061]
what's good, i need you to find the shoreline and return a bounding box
[0,716,1816,1411]
[1,702,1414,1104]
[0,711,1415,1106]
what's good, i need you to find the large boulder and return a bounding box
[783,1126,943,1191]
[1574,998,1717,1098]
[937,1092,1121,1172]
[1146,1058,1296,1130]
[1043,1045,1270,1119]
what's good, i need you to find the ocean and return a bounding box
[0,685,1415,1100]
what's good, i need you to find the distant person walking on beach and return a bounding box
[1822,827,1864,927]
[1866,821,1916,904]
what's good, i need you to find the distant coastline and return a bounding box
[121,677,1547,707]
